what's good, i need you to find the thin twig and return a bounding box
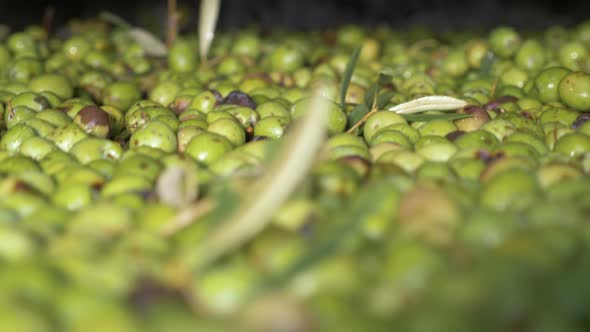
[490,77,499,97]
[346,91,379,134]
[42,6,55,37]
[166,0,178,48]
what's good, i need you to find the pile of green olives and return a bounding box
[1,16,590,332]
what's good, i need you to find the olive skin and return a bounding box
[184,132,233,166]
[129,120,178,153]
[102,82,141,111]
[558,72,590,111]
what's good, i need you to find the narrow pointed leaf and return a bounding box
[99,11,132,29]
[191,87,330,270]
[387,95,468,114]
[199,0,221,62]
[402,113,472,122]
[339,47,361,109]
[128,28,168,57]
[347,103,370,128]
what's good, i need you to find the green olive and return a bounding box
[480,169,538,211]
[533,67,570,103]
[363,111,407,142]
[102,82,141,111]
[184,132,233,166]
[553,132,590,157]
[253,116,290,139]
[53,183,93,210]
[207,118,246,146]
[129,120,177,153]
[46,123,89,151]
[69,137,123,164]
[558,71,590,111]
[0,123,37,152]
[29,73,74,99]
[488,26,521,58]
[149,81,181,107]
[168,40,197,73]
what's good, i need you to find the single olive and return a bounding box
[207,118,246,147]
[62,36,91,61]
[184,132,233,166]
[253,116,290,139]
[269,45,304,72]
[102,82,141,111]
[418,119,458,137]
[0,123,37,152]
[52,183,93,210]
[558,41,587,71]
[46,123,89,151]
[149,81,181,107]
[29,73,74,99]
[19,136,56,160]
[558,71,590,111]
[362,111,407,142]
[369,129,412,148]
[553,132,590,157]
[129,120,177,153]
[488,26,521,58]
[168,40,197,73]
[69,137,123,164]
[73,105,111,138]
[291,97,347,135]
[515,39,545,72]
[480,169,538,211]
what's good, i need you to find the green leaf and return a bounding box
[99,11,167,57]
[376,91,395,109]
[128,28,168,57]
[347,103,370,129]
[339,47,362,109]
[402,113,471,122]
[377,72,393,86]
[199,0,221,62]
[363,82,378,108]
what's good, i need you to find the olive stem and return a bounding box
[166,0,178,48]
[42,6,55,37]
[346,101,378,134]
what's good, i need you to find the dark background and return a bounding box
[0,0,588,32]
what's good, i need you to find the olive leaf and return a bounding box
[99,11,167,57]
[156,162,198,208]
[127,28,168,57]
[98,11,132,29]
[199,0,221,63]
[402,113,472,122]
[190,87,330,270]
[387,95,468,114]
[347,103,370,129]
[347,95,467,134]
[339,47,361,109]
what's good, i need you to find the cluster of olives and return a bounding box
[1,16,590,332]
